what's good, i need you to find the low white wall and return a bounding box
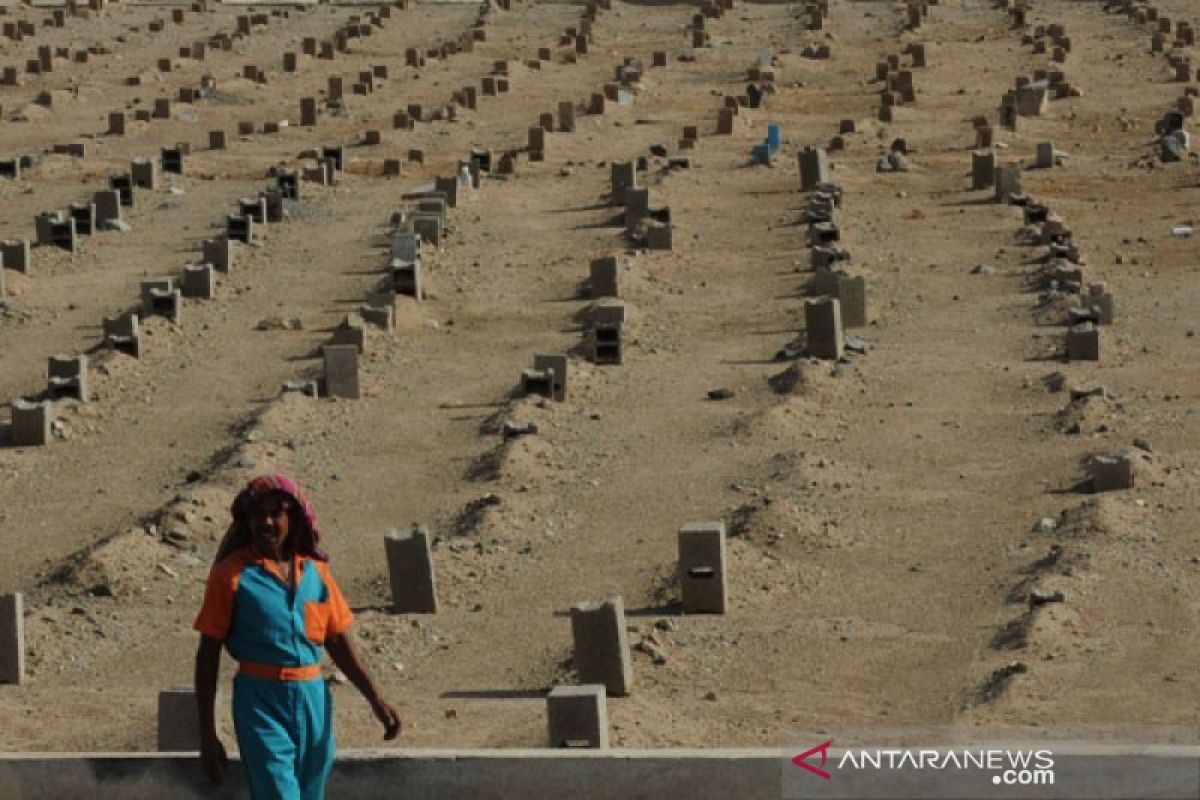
[5,746,1200,799]
[0,749,783,800]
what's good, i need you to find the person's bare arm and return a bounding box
[326,632,402,740]
[195,634,228,784]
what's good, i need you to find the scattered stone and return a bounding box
[162,527,189,546]
[1069,384,1108,402]
[970,264,995,275]
[707,388,735,400]
[1044,372,1068,392]
[1132,437,1152,453]
[635,636,667,665]
[502,421,538,439]
[1032,517,1057,533]
[1158,130,1189,163]
[845,336,869,354]
[256,317,303,331]
[1029,589,1064,606]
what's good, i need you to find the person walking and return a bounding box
[193,473,401,799]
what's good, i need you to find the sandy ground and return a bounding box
[1,0,1199,755]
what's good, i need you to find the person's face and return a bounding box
[248,492,292,558]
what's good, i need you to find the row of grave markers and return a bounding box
[5,149,334,446]
[7,0,633,185]
[0,503,732,747]
[3,0,664,441]
[311,152,484,399]
[3,0,778,753]
[0,0,304,88]
[136,516,726,750]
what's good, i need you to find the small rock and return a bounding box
[636,638,667,665]
[970,264,996,275]
[1069,384,1108,401]
[1029,589,1065,606]
[502,421,538,439]
[1044,372,1068,392]
[1032,517,1057,533]
[256,316,303,331]
[655,618,679,633]
[1133,437,1152,452]
[707,388,735,400]
[162,527,190,546]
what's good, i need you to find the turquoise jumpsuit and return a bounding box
[195,546,354,800]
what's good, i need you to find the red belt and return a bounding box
[238,661,322,681]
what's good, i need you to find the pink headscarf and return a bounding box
[213,473,328,563]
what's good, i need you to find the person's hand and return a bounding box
[200,734,228,786]
[371,697,402,740]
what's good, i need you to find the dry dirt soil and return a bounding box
[1,0,1199,756]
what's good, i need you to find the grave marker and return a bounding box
[590,256,619,297]
[806,297,843,359]
[10,399,52,446]
[1066,323,1099,361]
[972,150,996,190]
[323,344,360,398]
[384,525,438,613]
[569,597,632,696]
[1089,452,1133,492]
[547,686,608,748]
[678,521,727,614]
[181,264,215,299]
[0,594,24,684]
[0,240,29,273]
[47,355,87,402]
[157,688,201,751]
[798,147,829,191]
[103,313,139,357]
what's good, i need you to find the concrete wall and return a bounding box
[0,749,782,800]
[5,746,1200,798]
